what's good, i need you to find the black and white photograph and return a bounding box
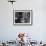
[13,10,32,25]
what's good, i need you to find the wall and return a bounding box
[0,0,46,42]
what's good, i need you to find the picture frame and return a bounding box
[13,10,33,26]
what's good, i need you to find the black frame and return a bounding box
[13,10,33,26]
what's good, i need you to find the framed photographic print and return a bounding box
[13,10,32,25]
